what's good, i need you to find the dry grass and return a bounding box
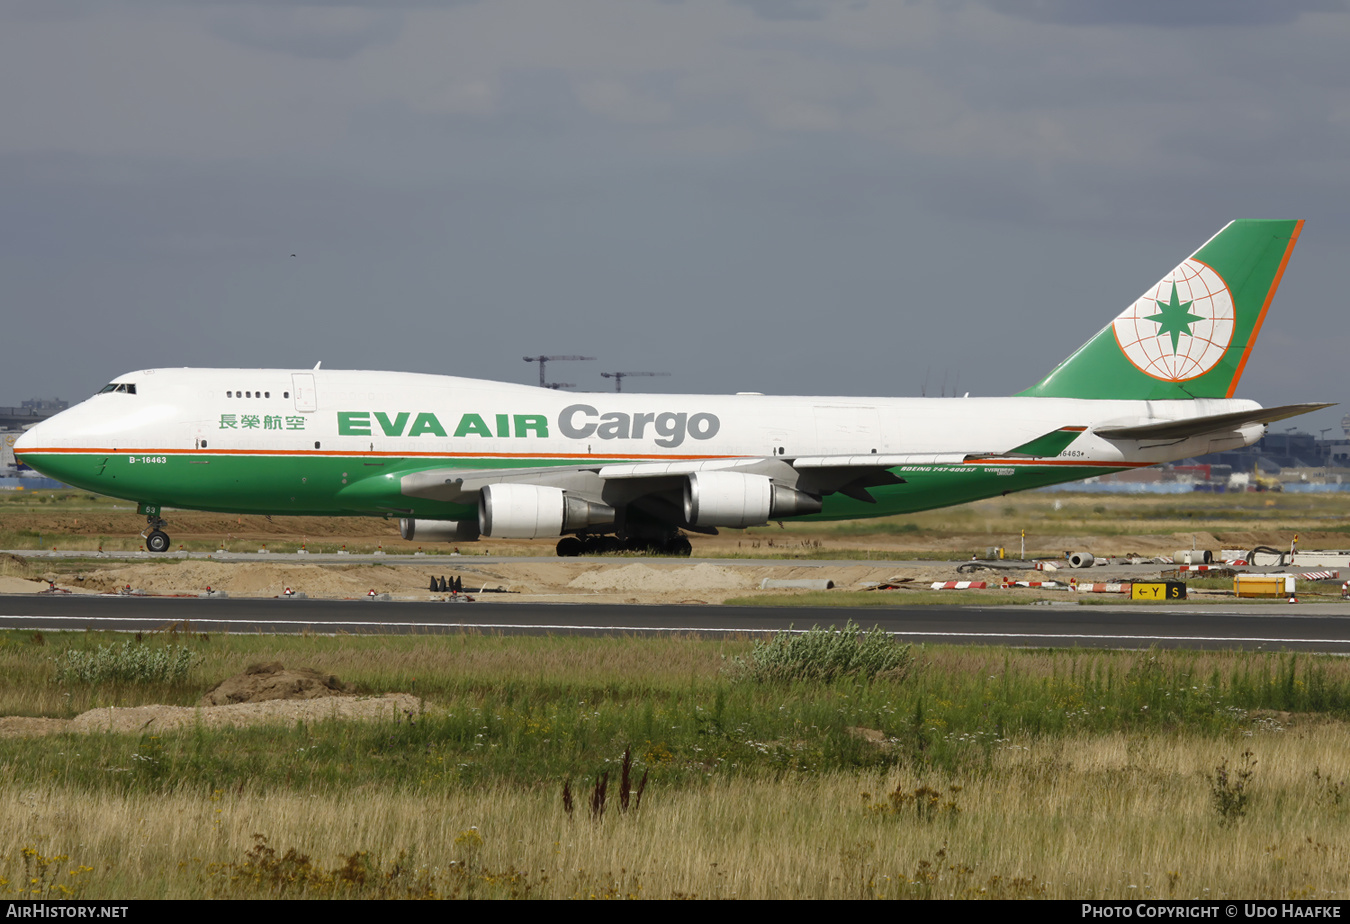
[6,635,1350,898]
[4,727,1349,899]
[7,487,1350,559]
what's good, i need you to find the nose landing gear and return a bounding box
[141,512,171,553]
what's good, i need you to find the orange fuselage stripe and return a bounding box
[19,447,1141,468]
[1227,219,1304,398]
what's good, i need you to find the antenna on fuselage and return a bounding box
[522,355,595,390]
[313,361,322,370]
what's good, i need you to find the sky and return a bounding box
[3,0,1349,436]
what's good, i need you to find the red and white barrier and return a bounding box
[1072,582,1132,594]
[931,581,987,590]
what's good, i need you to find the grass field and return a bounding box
[4,489,1350,898]
[3,629,1350,899]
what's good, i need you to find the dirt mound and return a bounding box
[1,691,421,738]
[200,662,350,706]
[64,560,430,598]
[65,694,421,735]
[0,576,49,594]
[568,563,755,593]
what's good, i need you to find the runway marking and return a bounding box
[2,613,1345,646]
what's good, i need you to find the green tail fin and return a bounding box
[1018,219,1303,399]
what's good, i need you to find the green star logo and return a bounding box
[1144,283,1204,355]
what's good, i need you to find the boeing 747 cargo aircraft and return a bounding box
[15,220,1328,555]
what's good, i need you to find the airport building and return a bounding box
[0,398,69,487]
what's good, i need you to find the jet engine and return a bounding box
[682,471,822,528]
[399,518,481,542]
[477,483,616,538]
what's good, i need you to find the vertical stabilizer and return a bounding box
[1019,219,1303,399]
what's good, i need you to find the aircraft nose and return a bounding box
[13,413,76,464]
[12,423,40,454]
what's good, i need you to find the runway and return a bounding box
[3,593,1350,651]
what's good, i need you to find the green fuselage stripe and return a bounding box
[22,451,1126,521]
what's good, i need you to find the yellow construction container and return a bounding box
[1234,574,1296,597]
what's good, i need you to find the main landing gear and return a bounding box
[556,534,692,557]
[142,514,171,553]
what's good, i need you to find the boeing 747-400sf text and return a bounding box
[15,220,1330,556]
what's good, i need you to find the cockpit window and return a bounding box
[98,383,136,395]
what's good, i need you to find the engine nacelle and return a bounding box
[399,518,481,542]
[477,483,616,538]
[683,472,822,528]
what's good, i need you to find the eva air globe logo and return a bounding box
[1112,259,1234,382]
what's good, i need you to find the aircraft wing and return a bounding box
[395,428,1096,509]
[397,456,783,503]
[398,464,605,504]
[1093,403,1334,441]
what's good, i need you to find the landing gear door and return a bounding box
[292,373,318,413]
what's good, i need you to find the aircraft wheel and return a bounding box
[146,530,171,553]
[556,537,584,557]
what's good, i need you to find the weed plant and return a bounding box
[726,621,913,684]
[1209,750,1257,826]
[52,641,201,685]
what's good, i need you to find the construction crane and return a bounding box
[601,371,671,393]
[522,355,595,390]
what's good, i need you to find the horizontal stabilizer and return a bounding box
[1094,403,1334,441]
[1004,426,1088,458]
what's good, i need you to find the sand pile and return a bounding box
[568,563,755,593]
[0,576,50,594]
[66,694,421,734]
[0,662,418,737]
[62,560,431,598]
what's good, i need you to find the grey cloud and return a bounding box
[0,0,96,23]
[4,0,1350,417]
[206,7,402,59]
[984,0,1346,27]
[729,0,829,22]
